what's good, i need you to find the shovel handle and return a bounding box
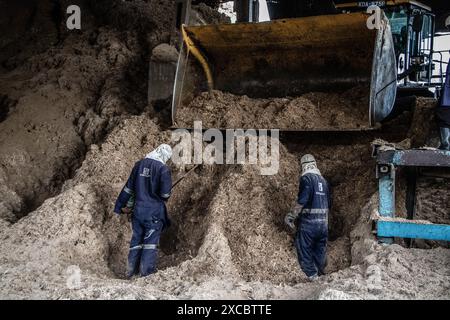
[172,164,199,189]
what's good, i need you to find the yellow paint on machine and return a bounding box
[182,12,376,95]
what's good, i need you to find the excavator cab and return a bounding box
[336,1,437,98]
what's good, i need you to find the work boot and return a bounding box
[307,274,319,282]
[126,274,140,281]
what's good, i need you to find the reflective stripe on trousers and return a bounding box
[129,244,157,250]
[301,208,329,214]
[301,218,328,224]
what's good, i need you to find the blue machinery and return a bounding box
[373,147,450,244]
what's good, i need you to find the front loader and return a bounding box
[156,1,443,131]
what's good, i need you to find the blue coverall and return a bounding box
[295,173,331,278]
[437,58,450,150]
[114,158,172,277]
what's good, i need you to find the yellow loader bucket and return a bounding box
[172,12,397,131]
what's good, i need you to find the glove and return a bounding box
[119,207,133,222]
[121,207,132,215]
[293,203,303,215]
[284,211,298,230]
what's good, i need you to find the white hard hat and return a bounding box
[300,154,316,165]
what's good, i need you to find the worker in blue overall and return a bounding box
[285,154,331,281]
[436,57,450,151]
[114,144,173,278]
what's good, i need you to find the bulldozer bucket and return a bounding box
[172,12,397,131]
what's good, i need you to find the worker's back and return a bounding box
[114,157,172,225]
[297,173,330,224]
[132,158,172,207]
